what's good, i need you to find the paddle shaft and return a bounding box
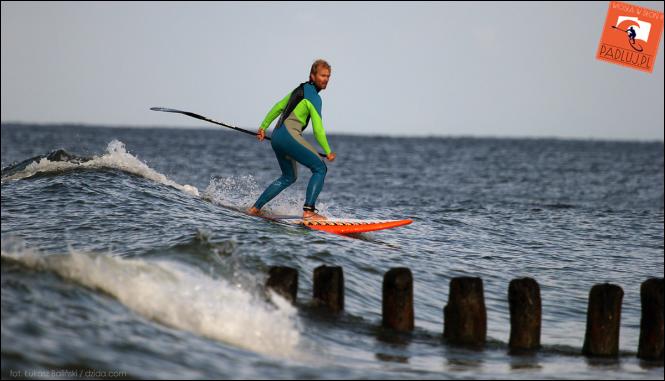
[151,107,268,139]
[150,107,326,157]
[611,25,632,34]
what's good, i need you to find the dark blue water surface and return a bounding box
[2,124,663,379]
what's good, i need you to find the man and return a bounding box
[248,59,336,220]
[627,26,637,43]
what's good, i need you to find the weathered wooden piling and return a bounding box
[443,277,486,347]
[313,265,344,313]
[266,266,298,303]
[582,283,623,357]
[508,277,541,352]
[638,278,664,361]
[382,268,414,332]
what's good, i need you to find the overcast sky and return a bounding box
[2,1,663,141]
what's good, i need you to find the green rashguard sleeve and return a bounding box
[305,99,331,155]
[260,93,290,131]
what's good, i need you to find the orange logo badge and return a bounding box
[596,1,663,73]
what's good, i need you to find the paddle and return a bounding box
[150,107,326,157]
[150,107,265,139]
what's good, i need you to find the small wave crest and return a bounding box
[1,239,301,358]
[1,140,199,197]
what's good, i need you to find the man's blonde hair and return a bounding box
[310,59,331,75]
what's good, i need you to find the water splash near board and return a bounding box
[201,177,412,235]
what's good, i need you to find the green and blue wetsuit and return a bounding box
[253,81,332,211]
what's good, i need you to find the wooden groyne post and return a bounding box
[268,264,664,361]
[444,277,486,347]
[638,278,664,361]
[508,277,541,352]
[266,266,298,303]
[313,265,344,313]
[582,283,623,357]
[382,268,414,332]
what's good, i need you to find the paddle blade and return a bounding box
[150,107,208,121]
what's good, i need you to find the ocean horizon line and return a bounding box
[2,121,663,144]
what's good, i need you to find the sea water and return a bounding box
[2,124,663,379]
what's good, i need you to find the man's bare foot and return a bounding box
[248,207,262,216]
[303,210,327,220]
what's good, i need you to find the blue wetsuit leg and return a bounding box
[253,125,327,210]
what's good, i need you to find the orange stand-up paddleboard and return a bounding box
[222,203,413,236]
[298,219,413,235]
[256,215,413,235]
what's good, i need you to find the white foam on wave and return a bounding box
[3,140,349,217]
[1,241,301,358]
[2,140,199,197]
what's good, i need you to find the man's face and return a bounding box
[310,68,331,90]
